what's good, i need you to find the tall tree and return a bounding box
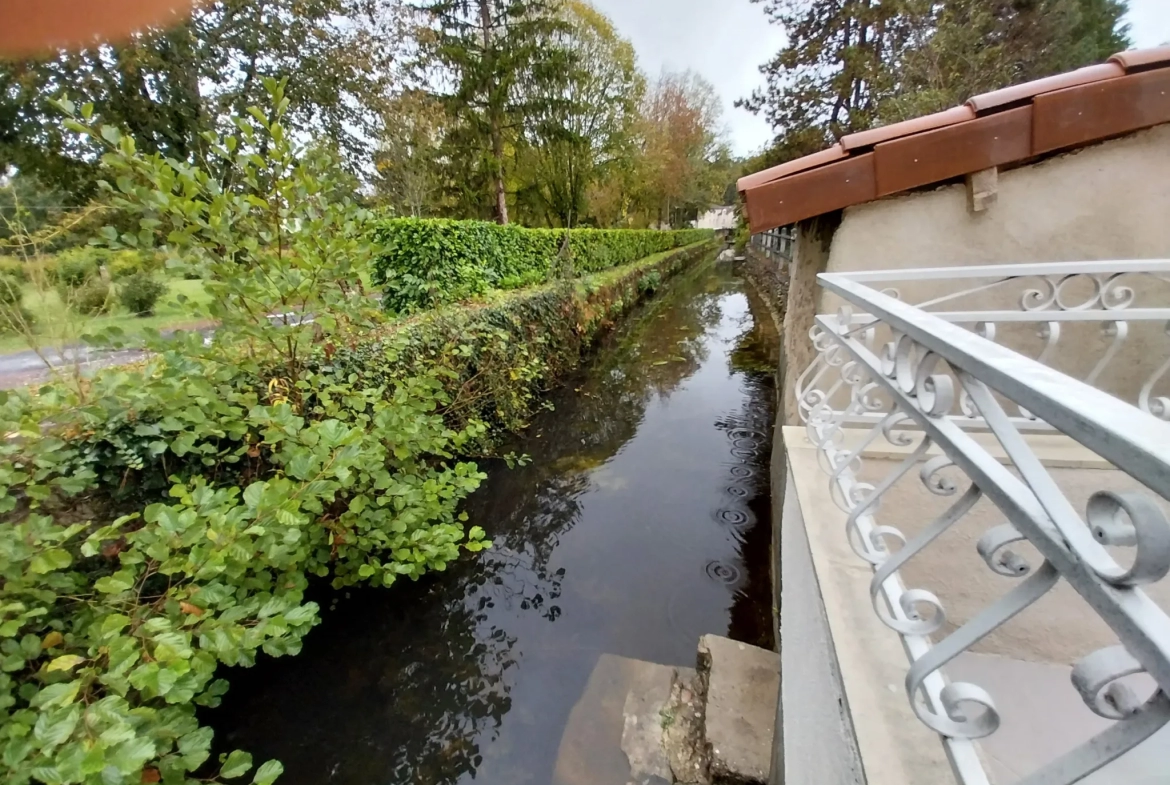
[738,0,924,161]
[374,89,447,216]
[516,1,643,227]
[882,0,1131,121]
[741,0,1130,160]
[415,0,571,224]
[639,70,727,228]
[0,0,401,200]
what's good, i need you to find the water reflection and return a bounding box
[207,258,778,785]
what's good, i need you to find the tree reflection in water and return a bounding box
[207,258,779,785]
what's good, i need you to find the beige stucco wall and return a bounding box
[808,123,1170,411]
[827,123,1170,272]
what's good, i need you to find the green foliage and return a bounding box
[0,275,33,333]
[415,0,575,223]
[23,257,58,286]
[0,274,22,306]
[370,218,712,312]
[742,0,1132,160]
[337,238,714,435]
[0,256,28,283]
[637,271,662,295]
[108,251,162,280]
[0,80,501,785]
[54,248,101,288]
[881,0,1132,121]
[0,0,400,198]
[65,279,113,316]
[118,274,168,316]
[516,0,644,227]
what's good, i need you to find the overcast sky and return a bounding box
[589,0,1170,158]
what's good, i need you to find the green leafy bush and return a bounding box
[64,277,112,315]
[0,79,499,785]
[108,250,162,279]
[370,218,713,312]
[0,273,22,306]
[0,76,716,785]
[344,240,717,435]
[54,247,104,288]
[0,256,28,282]
[119,273,168,316]
[23,255,57,285]
[0,274,32,332]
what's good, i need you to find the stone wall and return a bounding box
[739,245,790,323]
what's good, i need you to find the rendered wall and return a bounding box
[814,124,1170,409]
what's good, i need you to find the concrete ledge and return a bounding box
[782,429,955,785]
[823,425,1112,470]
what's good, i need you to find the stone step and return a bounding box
[551,654,689,785]
[552,636,780,785]
[697,635,781,785]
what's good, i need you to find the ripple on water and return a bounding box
[715,508,755,529]
[728,464,756,480]
[730,447,757,461]
[704,560,742,585]
[725,484,749,499]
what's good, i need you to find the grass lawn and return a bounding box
[0,278,213,354]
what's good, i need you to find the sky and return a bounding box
[589,0,1170,158]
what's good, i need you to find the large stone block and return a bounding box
[697,635,780,785]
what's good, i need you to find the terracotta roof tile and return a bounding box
[738,47,1170,234]
[736,144,847,193]
[1110,46,1170,72]
[874,107,1032,197]
[839,106,975,151]
[744,153,876,232]
[966,63,1123,113]
[1033,68,1170,154]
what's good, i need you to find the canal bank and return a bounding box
[206,256,781,784]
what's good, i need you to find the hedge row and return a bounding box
[369,218,715,313]
[0,249,163,284]
[345,238,719,435]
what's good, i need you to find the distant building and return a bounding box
[694,205,737,231]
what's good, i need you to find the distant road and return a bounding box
[0,344,150,389]
[0,314,314,390]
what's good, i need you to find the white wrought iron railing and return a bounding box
[795,260,1170,785]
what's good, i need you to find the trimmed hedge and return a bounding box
[340,238,719,435]
[370,218,714,313]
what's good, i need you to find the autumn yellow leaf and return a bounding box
[46,654,85,672]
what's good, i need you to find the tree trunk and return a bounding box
[491,116,509,224]
[479,0,509,225]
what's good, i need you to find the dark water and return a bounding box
[208,257,780,785]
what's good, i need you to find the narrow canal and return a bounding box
[207,255,780,784]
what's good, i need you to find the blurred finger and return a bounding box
[0,0,197,57]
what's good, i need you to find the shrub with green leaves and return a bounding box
[0,273,23,306]
[370,218,713,312]
[63,277,112,315]
[108,250,161,280]
[119,273,167,316]
[0,256,28,283]
[54,248,104,288]
[0,79,495,785]
[24,256,58,285]
[0,274,32,332]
